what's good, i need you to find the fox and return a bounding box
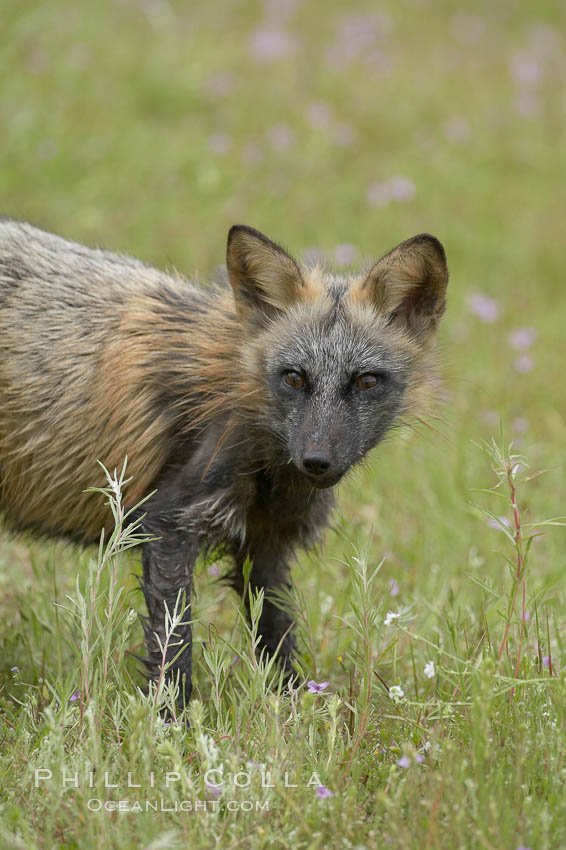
[0,220,448,709]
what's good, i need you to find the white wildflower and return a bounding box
[384,611,400,627]
[424,661,435,679]
[389,685,405,703]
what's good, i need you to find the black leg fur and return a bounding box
[139,515,198,711]
[230,547,297,679]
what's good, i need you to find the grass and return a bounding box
[1,0,565,847]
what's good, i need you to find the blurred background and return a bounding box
[1,0,564,622]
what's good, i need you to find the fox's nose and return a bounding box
[302,451,332,476]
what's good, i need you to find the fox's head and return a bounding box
[226,225,448,489]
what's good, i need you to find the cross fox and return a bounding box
[0,220,448,708]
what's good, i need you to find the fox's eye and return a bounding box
[284,371,305,389]
[356,373,379,391]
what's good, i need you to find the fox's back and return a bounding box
[0,221,208,540]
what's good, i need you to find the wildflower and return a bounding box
[69,690,80,702]
[367,176,415,209]
[241,142,264,167]
[399,752,425,768]
[424,661,435,679]
[249,27,296,62]
[388,176,415,202]
[10,666,18,673]
[487,515,511,531]
[266,123,295,152]
[466,292,500,323]
[388,579,399,597]
[307,680,330,694]
[514,354,534,374]
[480,409,499,426]
[202,70,238,99]
[331,123,356,148]
[384,611,400,626]
[389,685,404,703]
[512,417,529,434]
[207,133,233,156]
[337,655,343,663]
[205,781,221,798]
[316,785,333,798]
[305,101,333,128]
[332,243,359,267]
[508,327,537,350]
[509,51,540,85]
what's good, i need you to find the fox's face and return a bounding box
[227,226,448,488]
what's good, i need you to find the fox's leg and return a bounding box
[231,545,297,679]
[138,511,199,712]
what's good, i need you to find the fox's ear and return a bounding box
[360,234,448,340]
[226,225,304,324]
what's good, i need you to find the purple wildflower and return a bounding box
[514,354,534,374]
[332,243,359,266]
[512,417,529,434]
[266,123,295,152]
[331,122,356,148]
[367,181,392,208]
[480,409,499,427]
[241,142,264,167]
[466,292,500,323]
[515,92,541,119]
[249,28,296,62]
[307,680,329,694]
[388,176,415,202]
[69,690,80,702]
[367,176,415,208]
[508,327,537,350]
[316,785,333,798]
[205,781,222,798]
[487,515,511,531]
[509,51,541,85]
[202,71,238,98]
[388,579,400,597]
[207,133,233,156]
[305,101,333,129]
[397,756,411,768]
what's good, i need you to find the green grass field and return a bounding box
[1,1,565,847]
